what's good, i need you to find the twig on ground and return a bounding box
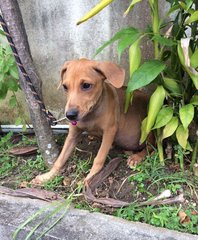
[137,193,185,207]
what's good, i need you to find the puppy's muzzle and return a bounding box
[66,108,79,121]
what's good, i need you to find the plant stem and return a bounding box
[150,0,160,59]
[190,138,198,171]
[156,129,164,165]
[179,148,184,172]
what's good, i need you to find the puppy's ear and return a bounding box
[95,61,125,88]
[61,61,72,80]
[58,61,71,89]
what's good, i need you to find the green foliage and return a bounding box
[0,133,46,182]
[0,132,18,178]
[0,42,20,102]
[19,154,48,181]
[117,205,198,234]
[0,34,27,126]
[81,0,198,167]
[94,27,140,59]
[127,60,166,92]
[116,152,198,234]
[153,107,173,129]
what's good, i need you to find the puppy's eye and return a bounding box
[63,85,68,91]
[81,83,92,91]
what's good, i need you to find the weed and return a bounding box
[1,133,197,235]
[0,155,18,178]
[75,201,101,213]
[44,176,64,191]
[0,132,13,150]
[0,132,19,179]
[117,204,198,234]
[116,149,198,234]
[18,154,48,182]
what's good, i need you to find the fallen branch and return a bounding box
[0,186,63,202]
[137,193,185,207]
[84,158,186,208]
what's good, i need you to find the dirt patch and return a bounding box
[0,132,198,234]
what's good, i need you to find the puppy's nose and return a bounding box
[66,109,79,121]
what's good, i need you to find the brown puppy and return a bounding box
[32,58,152,185]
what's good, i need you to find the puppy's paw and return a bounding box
[127,154,143,168]
[31,170,59,185]
[84,173,93,186]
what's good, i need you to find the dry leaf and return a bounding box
[178,211,191,224]
[0,186,62,202]
[19,181,29,188]
[9,146,38,155]
[63,177,72,186]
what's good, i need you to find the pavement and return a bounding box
[0,194,197,240]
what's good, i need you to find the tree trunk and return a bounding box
[0,0,59,165]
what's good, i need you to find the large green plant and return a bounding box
[0,32,20,108]
[77,0,198,168]
[0,31,26,126]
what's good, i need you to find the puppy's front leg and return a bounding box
[85,126,117,182]
[31,125,82,185]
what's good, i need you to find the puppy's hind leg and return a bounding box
[127,133,155,167]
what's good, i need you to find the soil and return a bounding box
[0,132,198,215]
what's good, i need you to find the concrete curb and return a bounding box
[0,194,197,240]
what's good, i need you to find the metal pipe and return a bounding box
[0,124,69,134]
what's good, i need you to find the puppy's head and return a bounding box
[60,58,125,122]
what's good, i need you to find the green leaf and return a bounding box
[140,117,148,143]
[117,31,140,61]
[166,4,180,16]
[94,27,139,57]
[190,95,198,106]
[152,35,176,46]
[179,104,194,129]
[6,55,15,66]
[2,64,9,73]
[15,117,22,126]
[146,86,166,133]
[9,66,19,80]
[0,29,5,36]
[185,0,193,9]
[153,107,173,129]
[162,116,178,140]
[9,95,17,108]
[129,38,141,77]
[185,11,198,24]
[163,77,182,96]
[176,125,189,149]
[6,78,19,91]
[0,82,8,99]
[76,0,114,25]
[127,60,166,92]
[190,48,198,68]
[186,141,193,151]
[0,73,4,82]
[124,0,142,16]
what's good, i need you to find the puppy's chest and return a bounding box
[77,121,103,136]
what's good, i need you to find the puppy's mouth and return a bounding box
[65,111,86,125]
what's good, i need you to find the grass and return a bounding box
[117,204,198,234]
[0,132,197,235]
[115,151,198,234]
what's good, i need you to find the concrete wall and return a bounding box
[0,0,167,123]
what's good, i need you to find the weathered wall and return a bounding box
[0,0,167,123]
